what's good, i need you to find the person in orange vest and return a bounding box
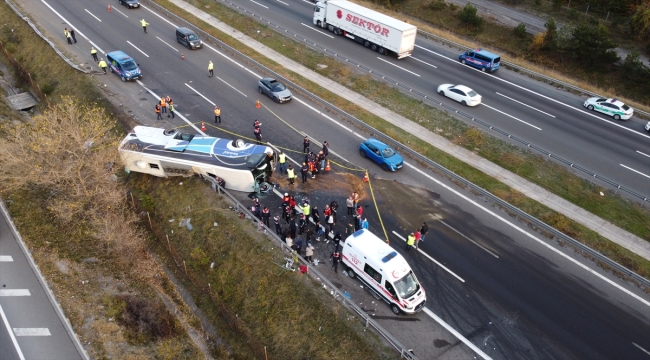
[214,106,221,123]
[155,103,162,120]
[159,97,167,114]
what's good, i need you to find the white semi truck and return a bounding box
[312,0,417,59]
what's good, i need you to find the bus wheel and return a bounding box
[390,304,401,315]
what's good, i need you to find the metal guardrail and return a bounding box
[201,175,419,360]
[144,0,650,300]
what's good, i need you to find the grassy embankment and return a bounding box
[151,0,650,281]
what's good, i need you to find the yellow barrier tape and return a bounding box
[328,159,365,172]
[365,171,390,244]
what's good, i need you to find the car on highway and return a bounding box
[176,27,202,49]
[436,84,482,107]
[119,0,140,8]
[359,138,403,171]
[583,97,633,120]
[258,78,292,103]
[645,121,650,132]
[459,48,500,72]
[106,51,141,81]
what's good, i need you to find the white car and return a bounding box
[645,121,650,133]
[437,84,482,107]
[583,97,633,120]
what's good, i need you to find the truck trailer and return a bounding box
[313,0,417,59]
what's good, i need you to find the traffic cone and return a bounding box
[325,160,331,171]
[363,172,368,182]
[201,122,206,131]
[108,4,112,11]
[255,100,261,109]
[181,53,185,60]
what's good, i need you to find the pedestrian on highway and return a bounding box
[305,241,315,263]
[274,215,282,235]
[318,151,327,171]
[290,216,297,239]
[330,251,341,273]
[214,106,221,123]
[169,102,175,119]
[90,47,98,62]
[69,29,77,43]
[346,221,354,235]
[326,213,334,235]
[261,206,270,227]
[254,125,262,144]
[361,218,369,230]
[346,196,354,216]
[301,200,311,218]
[353,212,360,231]
[140,19,149,33]
[159,97,167,114]
[289,195,297,217]
[414,229,421,249]
[300,162,309,183]
[356,205,363,219]
[330,200,338,225]
[306,227,314,243]
[64,28,72,44]
[303,136,310,153]
[406,233,415,252]
[155,103,162,120]
[277,151,287,174]
[166,96,173,118]
[208,61,214,77]
[285,233,293,251]
[287,164,296,185]
[311,205,320,231]
[98,58,107,74]
[294,236,303,255]
[299,213,306,235]
[284,205,292,224]
[322,141,329,157]
[420,222,428,243]
[333,231,342,252]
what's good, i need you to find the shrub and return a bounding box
[553,0,562,10]
[428,0,446,11]
[569,8,578,20]
[116,295,178,344]
[535,0,541,5]
[40,82,55,95]
[458,3,483,28]
[514,23,527,38]
[449,2,458,11]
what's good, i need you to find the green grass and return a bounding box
[155,0,650,279]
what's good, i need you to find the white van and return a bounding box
[342,229,426,314]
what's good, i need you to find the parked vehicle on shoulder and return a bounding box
[119,0,140,8]
[583,97,633,120]
[258,78,292,103]
[176,27,202,49]
[359,138,403,171]
[106,51,141,81]
[459,48,500,72]
[437,84,482,106]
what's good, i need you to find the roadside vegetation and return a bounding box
[154,0,650,280]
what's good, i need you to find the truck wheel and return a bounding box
[347,267,356,279]
[378,47,386,55]
[390,304,401,315]
[363,40,371,48]
[334,27,342,35]
[317,20,322,27]
[327,24,334,32]
[371,44,378,52]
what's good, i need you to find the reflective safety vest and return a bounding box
[279,153,286,164]
[208,62,213,70]
[90,48,97,55]
[214,107,221,116]
[287,168,295,179]
[169,104,175,112]
[155,104,161,113]
[140,19,148,27]
[160,98,166,107]
[407,235,415,246]
[98,60,107,68]
[302,204,310,216]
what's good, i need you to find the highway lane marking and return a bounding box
[250,0,269,8]
[410,56,437,69]
[156,36,178,52]
[126,41,149,57]
[184,83,216,106]
[299,0,313,3]
[141,4,179,27]
[0,255,13,262]
[84,9,102,22]
[637,150,650,158]
[275,0,289,5]
[633,342,650,356]
[439,220,499,258]
[0,305,25,360]
[40,0,105,54]
[496,92,555,118]
[423,308,493,360]
[376,57,421,77]
[292,97,365,140]
[137,80,205,135]
[414,44,650,140]
[391,231,465,283]
[112,7,129,18]
[482,103,542,130]
[620,164,650,179]
[404,161,650,308]
[216,77,248,97]
[300,23,334,38]
[13,328,51,336]
[0,289,31,296]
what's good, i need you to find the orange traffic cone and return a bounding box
[108,4,112,11]
[363,172,368,182]
[181,53,185,60]
[201,122,206,131]
[255,100,261,109]
[325,160,331,171]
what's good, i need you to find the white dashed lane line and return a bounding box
[0,289,31,296]
[250,0,269,8]
[496,92,555,118]
[620,164,650,179]
[84,9,101,22]
[13,328,51,336]
[156,36,178,52]
[300,23,334,38]
[0,305,26,360]
[126,40,149,57]
[637,150,650,158]
[482,103,542,130]
[112,7,129,18]
[376,57,421,77]
[0,255,14,262]
[410,56,437,69]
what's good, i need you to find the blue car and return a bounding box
[359,138,404,171]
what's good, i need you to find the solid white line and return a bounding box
[376,57,420,77]
[39,0,105,54]
[636,150,650,158]
[620,164,650,179]
[136,80,205,135]
[439,220,499,258]
[126,41,149,57]
[299,0,312,3]
[0,289,30,296]
[250,0,269,8]
[0,305,25,360]
[482,103,542,130]
[84,9,102,22]
[184,83,216,106]
[633,342,650,356]
[423,307,493,360]
[391,231,465,282]
[276,0,289,5]
[216,77,248,97]
[410,56,437,69]
[156,36,178,52]
[496,92,555,118]
[403,161,650,308]
[141,4,178,27]
[300,23,334,38]
[0,255,13,262]
[13,328,51,336]
[414,44,650,139]
[112,7,129,18]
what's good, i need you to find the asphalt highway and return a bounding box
[15,0,650,358]
[221,0,650,199]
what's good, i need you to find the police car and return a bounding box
[583,97,633,120]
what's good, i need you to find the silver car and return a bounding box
[258,78,292,103]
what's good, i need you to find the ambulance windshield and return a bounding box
[394,271,419,299]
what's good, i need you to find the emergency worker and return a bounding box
[98,58,108,74]
[330,251,341,273]
[159,97,167,114]
[90,47,98,62]
[300,162,309,183]
[214,106,221,123]
[406,233,415,252]
[278,152,287,174]
[155,103,162,120]
[140,19,149,33]
[208,61,214,77]
[286,165,296,185]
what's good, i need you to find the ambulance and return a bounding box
[341,229,426,314]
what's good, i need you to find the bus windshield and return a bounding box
[394,271,420,299]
